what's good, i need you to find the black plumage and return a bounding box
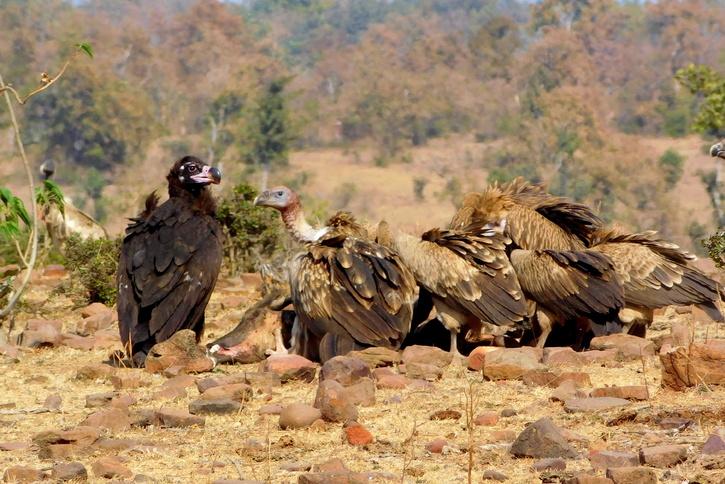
[117,156,222,366]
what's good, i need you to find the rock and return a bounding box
[425,438,448,454]
[43,393,62,411]
[670,320,691,347]
[376,374,408,389]
[702,428,725,455]
[314,380,357,422]
[81,407,131,432]
[482,469,508,481]
[196,374,250,393]
[660,341,725,390]
[189,398,241,415]
[94,438,142,451]
[311,459,348,473]
[429,409,462,420]
[343,378,376,406]
[162,374,197,390]
[474,411,499,426]
[145,330,214,374]
[33,426,100,458]
[0,343,19,359]
[565,474,614,484]
[51,462,88,481]
[91,456,132,479]
[77,311,115,336]
[344,422,374,446]
[85,392,134,409]
[298,472,382,484]
[580,349,619,364]
[590,386,649,401]
[484,348,545,380]
[467,346,498,371]
[81,302,111,318]
[346,347,400,367]
[258,404,283,416]
[402,345,453,369]
[531,458,566,472]
[589,450,640,470]
[544,347,585,367]
[589,334,654,360]
[75,364,115,381]
[279,403,322,429]
[605,467,657,484]
[639,444,688,467]
[560,428,591,444]
[18,319,61,348]
[510,417,578,459]
[0,441,30,451]
[523,370,591,388]
[564,397,630,413]
[2,466,43,483]
[259,354,317,383]
[110,372,150,390]
[152,386,187,400]
[155,407,205,428]
[500,408,517,418]
[200,383,253,402]
[59,333,95,350]
[319,356,372,385]
[550,380,588,402]
[405,362,443,380]
[491,430,517,442]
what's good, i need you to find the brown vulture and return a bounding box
[117,156,222,367]
[588,228,724,334]
[375,220,528,357]
[711,139,724,159]
[450,179,624,346]
[253,186,416,361]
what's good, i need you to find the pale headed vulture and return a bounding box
[254,186,416,361]
[117,156,222,367]
[375,220,528,357]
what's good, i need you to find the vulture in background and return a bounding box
[711,139,724,159]
[117,156,223,367]
[253,186,417,362]
[375,220,528,357]
[450,179,624,347]
[588,228,724,334]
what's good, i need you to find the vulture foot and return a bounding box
[265,327,290,356]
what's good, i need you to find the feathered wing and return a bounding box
[289,234,416,348]
[509,248,624,323]
[117,198,223,353]
[591,229,723,321]
[393,227,528,327]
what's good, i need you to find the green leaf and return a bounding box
[76,42,94,59]
[35,180,65,216]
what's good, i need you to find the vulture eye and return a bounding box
[187,164,198,173]
[276,191,284,197]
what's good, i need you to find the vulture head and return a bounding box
[710,140,724,159]
[40,159,56,180]
[167,156,221,193]
[254,185,298,210]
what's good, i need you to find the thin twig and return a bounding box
[0,58,73,105]
[12,237,29,268]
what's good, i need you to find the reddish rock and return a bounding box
[319,356,372,385]
[314,380,358,423]
[510,417,578,459]
[200,383,253,402]
[376,374,408,389]
[2,466,43,483]
[565,475,614,484]
[425,438,448,454]
[189,399,242,415]
[341,378,376,406]
[590,386,649,401]
[344,423,374,446]
[484,348,545,380]
[402,345,453,369]
[162,374,197,389]
[467,346,498,371]
[702,428,725,455]
[346,347,400,368]
[110,372,150,390]
[18,319,61,348]
[91,456,132,479]
[523,370,592,388]
[491,430,517,442]
[196,373,250,392]
[43,393,62,411]
[589,334,654,359]
[550,380,588,402]
[531,458,566,472]
[153,386,187,401]
[580,349,619,364]
[544,347,585,367]
[51,462,88,482]
[43,264,68,278]
[560,428,590,444]
[639,444,688,467]
[660,341,725,390]
[474,411,499,426]
[81,407,131,432]
[278,403,322,429]
[60,334,96,351]
[0,441,30,451]
[589,450,640,470]
[564,397,630,413]
[81,302,111,318]
[259,354,317,383]
[155,407,205,428]
[406,362,444,380]
[670,320,691,347]
[75,364,115,381]
[145,329,214,374]
[371,367,394,380]
[605,467,657,484]
[76,311,115,336]
[33,426,100,459]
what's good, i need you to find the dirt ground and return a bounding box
[1,273,724,484]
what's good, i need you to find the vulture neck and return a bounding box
[281,204,326,242]
[168,185,217,215]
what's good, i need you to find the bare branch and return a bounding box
[0,58,73,105]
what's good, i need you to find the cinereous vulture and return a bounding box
[117,156,222,366]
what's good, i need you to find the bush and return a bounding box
[658,149,684,188]
[63,234,121,305]
[703,230,725,268]
[216,182,285,274]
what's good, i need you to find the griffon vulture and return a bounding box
[117,156,222,367]
[253,186,416,361]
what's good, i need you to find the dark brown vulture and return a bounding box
[117,156,222,367]
[589,228,724,334]
[253,186,417,361]
[450,179,624,346]
[375,220,529,357]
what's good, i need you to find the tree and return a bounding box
[658,149,684,188]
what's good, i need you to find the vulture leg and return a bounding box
[534,310,553,348]
[265,327,289,356]
[438,312,465,359]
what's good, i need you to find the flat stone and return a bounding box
[702,428,725,455]
[81,302,112,318]
[278,403,321,429]
[346,347,400,367]
[605,466,657,484]
[523,370,591,388]
[189,398,241,415]
[589,450,640,470]
[544,347,585,367]
[43,393,62,411]
[161,374,197,390]
[589,334,654,359]
[564,397,630,413]
[430,409,462,420]
[155,407,205,428]
[93,438,142,451]
[474,411,499,426]
[0,441,30,451]
[314,380,357,422]
[51,462,88,481]
[490,430,517,443]
[80,407,131,432]
[375,374,408,389]
[639,444,688,467]
[484,348,545,380]
[405,362,443,380]
[319,356,372,385]
[152,386,187,400]
[550,380,588,402]
[196,373,250,393]
[482,469,508,481]
[402,345,453,368]
[259,354,317,383]
[200,383,253,402]
[565,474,614,484]
[2,466,43,483]
[580,349,619,364]
[531,457,566,472]
[110,372,150,390]
[91,456,132,479]
[510,417,578,459]
[590,386,649,401]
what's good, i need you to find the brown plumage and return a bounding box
[377,220,528,356]
[254,187,416,360]
[589,228,724,331]
[117,156,223,367]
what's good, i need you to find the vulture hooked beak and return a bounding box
[710,142,724,159]
[190,165,222,185]
[253,191,269,206]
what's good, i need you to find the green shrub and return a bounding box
[703,230,725,268]
[658,149,684,188]
[63,234,121,305]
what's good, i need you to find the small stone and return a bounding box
[580,349,619,364]
[200,383,253,402]
[279,462,311,472]
[319,356,372,385]
[81,407,131,432]
[51,462,88,482]
[483,348,545,380]
[259,354,317,383]
[155,407,205,428]
[560,428,590,444]
[550,380,588,402]
[0,441,30,451]
[406,362,443,380]
[564,397,630,413]
[474,411,499,426]
[91,456,132,479]
[467,346,498,371]
[510,417,578,459]
[375,374,408,389]
[346,347,401,367]
[2,466,43,483]
[589,450,640,470]
[522,370,591,388]
[81,302,111,318]
[43,393,62,410]
[482,469,508,481]
[189,398,241,415]
[702,428,725,455]
[491,430,517,442]
[401,345,453,368]
[110,372,149,390]
[152,386,187,400]
[314,380,358,423]
[543,347,585,366]
[500,408,517,417]
[565,474,614,484]
[311,458,347,473]
[278,403,322,429]
[425,438,448,454]
[94,438,142,451]
[75,364,115,381]
[589,334,654,359]
[258,404,283,415]
[430,409,462,420]
[605,467,657,484]
[76,311,115,336]
[639,444,688,467]
[145,329,213,374]
[196,373,250,393]
[60,334,96,350]
[344,423,374,446]
[590,386,649,401]
[162,374,197,390]
[531,458,566,472]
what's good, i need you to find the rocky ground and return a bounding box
[0,267,724,484]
